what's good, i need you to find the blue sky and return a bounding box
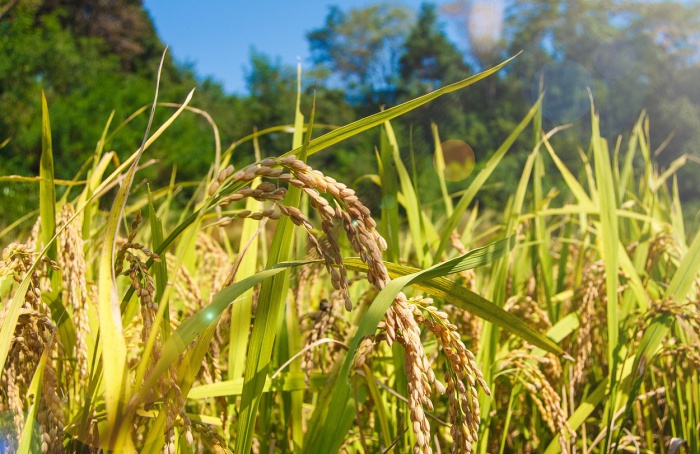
[142,1,459,95]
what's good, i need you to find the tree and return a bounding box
[441,0,508,69]
[38,0,164,73]
[307,2,413,106]
[396,3,472,146]
[245,51,298,129]
[504,0,700,203]
[399,3,468,95]
[0,1,252,225]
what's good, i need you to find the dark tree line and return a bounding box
[1,0,699,225]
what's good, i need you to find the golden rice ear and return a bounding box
[408,296,490,453]
[1,240,66,453]
[270,158,391,311]
[57,204,89,379]
[500,349,575,451]
[380,293,435,453]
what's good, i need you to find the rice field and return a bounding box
[1,54,698,453]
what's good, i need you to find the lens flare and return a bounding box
[434,139,476,182]
[593,39,637,80]
[532,60,593,124]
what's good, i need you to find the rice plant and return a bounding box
[0,52,698,453]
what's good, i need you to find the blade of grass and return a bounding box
[652,154,687,192]
[39,91,57,262]
[618,112,643,205]
[362,363,393,449]
[38,92,74,361]
[591,112,620,364]
[432,123,454,217]
[434,98,541,259]
[227,169,263,380]
[385,120,427,266]
[98,49,194,449]
[234,100,315,454]
[378,131,400,262]
[18,345,48,452]
[284,63,306,451]
[478,124,546,452]
[147,187,169,335]
[0,96,74,386]
[590,107,622,450]
[80,150,114,243]
[533,149,555,320]
[281,55,519,161]
[306,234,563,452]
[626,222,700,409]
[189,373,330,399]
[670,175,685,244]
[542,131,594,209]
[130,259,316,409]
[366,265,563,355]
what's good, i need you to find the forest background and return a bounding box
[1,0,699,239]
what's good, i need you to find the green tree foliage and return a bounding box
[393,4,473,203]
[307,2,413,106]
[38,0,163,73]
[441,0,508,69]
[0,1,249,222]
[399,3,468,95]
[238,50,373,183]
[1,0,699,229]
[393,3,529,207]
[504,0,700,202]
[397,2,471,144]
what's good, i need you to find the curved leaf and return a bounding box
[129,259,315,408]
[282,54,519,160]
[306,235,564,452]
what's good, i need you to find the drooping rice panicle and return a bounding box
[57,204,90,380]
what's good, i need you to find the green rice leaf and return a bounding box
[282,55,519,160]
[131,260,315,408]
[227,176,263,379]
[39,91,57,262]
[378,129,400,262]
[344,232,562,355]
[671,175,685,243]
[189,372,330,399]
[0,266,32,381]
[360,364,392,448]
[147,187,169,332]
[434,98,541,259]
[306,234,563,452]
[591,109,622,449]
[18,343,48,453]
[385,120,427,266]
[285,63,306,451]
[618,113,643,204]
[235,98,314,453]
[630,223,700,384]
[542,131,594,209]
[591,113,620,369]
[432,123,454,217]
[652,154,687,192]
[97,50,193,447]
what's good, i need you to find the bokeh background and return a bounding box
[2,0,699,239]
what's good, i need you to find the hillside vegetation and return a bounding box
[1,1,699,453]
